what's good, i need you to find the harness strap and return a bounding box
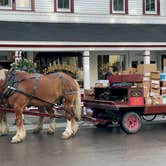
[3,68,17,98]
[59,74,77,96]
[3,68,40,99]
[13,77,39,84]
[8,86,55,107]
[27,74,40,106]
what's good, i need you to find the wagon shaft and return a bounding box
[0,107,65,118]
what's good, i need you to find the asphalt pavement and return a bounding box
[1,118,166,166]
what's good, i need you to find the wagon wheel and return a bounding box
[121,112,142,134]
[142,115,157,121]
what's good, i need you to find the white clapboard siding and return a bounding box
[160,0,166,16]
[128,0,143,15]
[35,0,54,12]
[74,0,110,14]
[0,0,166,24]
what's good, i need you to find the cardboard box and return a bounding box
[151,80,160,89]
[151,71,160,80]
[143,76,150,81]
[161,87,166,95]
[150,88,160,96]
[84,89,94,100]
[160,73,166,81]
[95,83,104,88]
[144,87,150,97]
[161,81,166,87]
[137,81,150,88]
[95,80,110,87]
[145,97,152,105]
[137,81,150,97]
[144,73,151,77]
[137,64,157,74]
[126,67,137,74]
[151,95,162,105]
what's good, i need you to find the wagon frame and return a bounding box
[83,74,166,134]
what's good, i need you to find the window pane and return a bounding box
[58,0,69,9]
[16,0,31,8]
[113,0,124,11]
[146,0,155,11]
[0,0,10,6]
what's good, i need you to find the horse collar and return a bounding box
[3,69,17,98]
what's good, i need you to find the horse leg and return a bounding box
[0,112,9,136]
[61,101,74,139]
[71,118,78,136]
[47,108,56,135]
[33,116,44,134]
[11,106,26,143]
[33,107,45,133]
[33,107,56,134]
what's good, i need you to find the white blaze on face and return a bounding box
[0,70,6,80]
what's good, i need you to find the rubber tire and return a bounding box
[121,112,142,134]
[142,115,157,121]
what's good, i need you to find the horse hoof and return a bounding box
[61,135,70,139]
[0,133,8,136]
[47,130,55,135]
[11,135,24,144]
[33,128,42,134]
[0,131,9,136]
[72,128,78,136]
[61,132,72,139]
[0,129,9,136]
[10,138,22,144]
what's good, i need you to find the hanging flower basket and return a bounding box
[11,59,36,73]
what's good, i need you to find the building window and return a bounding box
[55,0,74,13]
[143,0,160,15]
[16,0,33,10]
[110,0,128,14]
[0,0,12,9]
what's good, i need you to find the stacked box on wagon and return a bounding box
[136,64,166,105]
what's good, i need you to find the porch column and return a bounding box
[83,51,90,89]
[144,50,150,64]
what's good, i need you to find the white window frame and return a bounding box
[16,0,32,11]
[112,0,125,14]
[0,0,12,9]
[56,0,71,12]
[145,0,157,14]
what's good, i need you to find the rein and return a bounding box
[7,86,56,107]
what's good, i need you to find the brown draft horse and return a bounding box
[0,68,81,143]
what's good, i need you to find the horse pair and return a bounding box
[0,69,81,143]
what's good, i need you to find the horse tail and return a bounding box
[74,80,81,120]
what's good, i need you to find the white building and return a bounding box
[0,0,166,89]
